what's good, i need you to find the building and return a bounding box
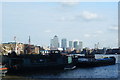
[69,41,73,48]
[24,44,41,54]
[94,42,99,49]
[1,42,25,55]
[35,46,40,54]
[73,41,78,50]
[0,44,2,54]
[78,41,83,50]
[53,35,59,48]
[61,38,67,50]
[50,35,59,49]
[1,42,42,55]
[73,41,83,51]
[50,39,54,48]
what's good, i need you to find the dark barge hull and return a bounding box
[7,64,66,73]
[6,52,68,73]
[76,57,116,67]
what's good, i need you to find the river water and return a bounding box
[2,54,120,79]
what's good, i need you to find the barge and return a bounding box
[5,50,68,73]
[2,50,116,73]
[75,56,116,67]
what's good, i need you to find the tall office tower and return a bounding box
[78,41,83,50]
[61,38,67,50]
[53,35,59,48]
[73,41,78,50]
[69,41,73,48]
[50,35,59,49]
[94,42,99,49]
[94,44,97,49]
[73,41,83,50]
[50,39,54,47]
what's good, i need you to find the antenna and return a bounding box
[28,36,31,45]
[97,42,99,49]
[14,36,18,53]
[14,36,16,42]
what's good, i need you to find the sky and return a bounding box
[2,2,118,48]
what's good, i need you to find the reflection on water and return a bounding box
[3,54,120,79]
[24,65,118,78]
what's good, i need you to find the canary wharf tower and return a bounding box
[50,35,59,48]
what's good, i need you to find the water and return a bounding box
[2,54,120,79]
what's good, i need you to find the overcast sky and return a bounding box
[2,2,118,48]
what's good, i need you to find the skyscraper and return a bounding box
[61,38,67,50]
[50,35,59,49]
[73,41,78,50]
[73,41,83,50]
[94,42,99,49]
[50,39,54,47]
[78,41,83,50]
[69,41,73,48]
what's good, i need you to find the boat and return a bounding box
[75,56,116,67]
[5,50,68,73]
[64,65,76,70]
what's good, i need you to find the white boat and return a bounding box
[64,65,76,70]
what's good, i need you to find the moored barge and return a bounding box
[5,50,68,73]
[2,50,117,73]
[75,56,116,67]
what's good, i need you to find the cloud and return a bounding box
[92,31,103,37]
[60,16,66,21]
[61,2,79,6]
[58,11,101,22]
[59,16,75,21]
[84,34,91,38]
[80,11,100,21]
[94,30,103,34]
[44,30,51,33]
[109,26,118,31]
[84,30,103,38]
[60,0,80,6]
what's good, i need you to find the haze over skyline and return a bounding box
[2,2,118,48]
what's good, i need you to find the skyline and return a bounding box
[2,2,118,48]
